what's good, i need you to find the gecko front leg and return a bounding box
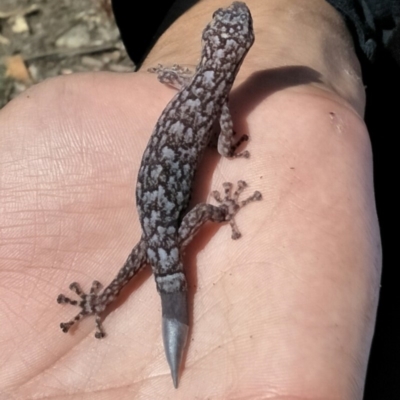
[148,64,195,89]
[218,102,250,159]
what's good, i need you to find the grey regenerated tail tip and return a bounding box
[162,317,189,388]
[160,291,189,388]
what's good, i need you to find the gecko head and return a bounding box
[202,2,254,66]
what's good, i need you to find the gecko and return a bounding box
[57,1,260,388]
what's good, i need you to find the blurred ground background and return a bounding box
[0,0,135,108]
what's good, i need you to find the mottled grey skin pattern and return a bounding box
[57,2,261,387]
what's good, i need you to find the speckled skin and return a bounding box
[57,1,261,387]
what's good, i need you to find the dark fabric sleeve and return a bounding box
[326,0,400,65]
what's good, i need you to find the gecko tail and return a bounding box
[160,291,189,388]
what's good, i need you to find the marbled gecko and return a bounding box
[57,1,260,388]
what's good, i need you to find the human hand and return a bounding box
[0,0,380,398]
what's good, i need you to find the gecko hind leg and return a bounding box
[178,180,262,247]
[57,240,147,338]
[57,280,106,338]
[212,180,262,239]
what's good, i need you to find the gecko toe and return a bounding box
[57,294,66,304]
[231,231,242,240]
[60,321,74,333]
[57,294,78,306]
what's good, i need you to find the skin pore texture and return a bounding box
[0,0,380,399]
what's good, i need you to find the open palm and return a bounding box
[0,71,379,399]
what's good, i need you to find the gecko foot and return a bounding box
[148,63,194,89]
[57,280,106,338]
[212,180,262,239]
